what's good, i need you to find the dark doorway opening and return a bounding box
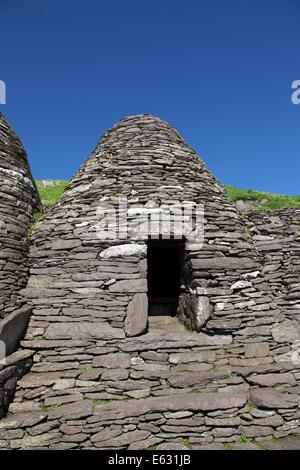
[147,238,184,316]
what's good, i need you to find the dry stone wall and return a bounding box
[0,114,40,420]
[19,115,275,344]
[0,115,299,449]
[248,208,300,356]
[0,319,299,449]
[0,113,41,319]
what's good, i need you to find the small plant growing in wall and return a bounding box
[27,211,43,237]
[223,442,233,450]
[246,400,257,412]
[179,438,192,449]
[239,434,249,444]
[92,399,103,410]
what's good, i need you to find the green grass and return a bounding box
[34,180,300,212]
[179,438,193,449]
[225,185,300,211]
[92,399,103,410]
[223,442,233,450]
[246,399,257,412]
[239,434,250,444]
[35,180,68,207]
[38,402,58,411]
[27,210,43,237]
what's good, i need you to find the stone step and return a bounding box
[91,391,248,421]
[148,315,187,333]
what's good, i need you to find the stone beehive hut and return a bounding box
[20,115,273,338]
[0,114,40,320]
[0,114,300,450]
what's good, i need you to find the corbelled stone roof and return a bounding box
[61,114,233,207]
[35,115,256,258]
[0,113,41,318]
[23,114,264,324]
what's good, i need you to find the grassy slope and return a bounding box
[224,185,300,211]
[35,180,300,211]
[36,180,68,207]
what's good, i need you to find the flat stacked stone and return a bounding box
[0,114,41,319]
[20,115,274,340]
[1,115,300,449]
[248,208,300,358]
[0,323,299,449]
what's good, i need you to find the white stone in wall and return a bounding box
[186,242,204,251]
[241,271,260,279]
[131,189,138,196]
[0,167,35,188]
[145,200,158,208]
[253,235,275,241]
[75,221,91,227]
[159,185,184,191]
[100,243,147,258]
[215,302,227,311]
[131,356,145,365]
[68,184,91,195]
[271,320,300,343]
[195,296,212,329]
[230,280,253,290]
[127,207,162,216]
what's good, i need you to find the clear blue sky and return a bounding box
[1,0,299,194]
